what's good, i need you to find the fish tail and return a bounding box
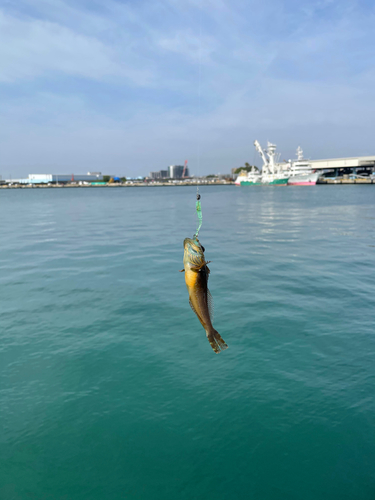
[206,328,228,354]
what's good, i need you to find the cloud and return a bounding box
[158,30,216,63]
[1,0,375,177]
[0,10,152,84]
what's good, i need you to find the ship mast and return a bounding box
[266,142,277,175]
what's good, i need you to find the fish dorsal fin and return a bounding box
[207,288,214,322]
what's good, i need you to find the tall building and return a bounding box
[149,170,169,179]
[168,165,188,178]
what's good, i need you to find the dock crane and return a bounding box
[182,160,188,178]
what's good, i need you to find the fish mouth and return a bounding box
[183,237,194,248]
[184,237,203,254]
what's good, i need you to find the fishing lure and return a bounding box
[195,192,202,238]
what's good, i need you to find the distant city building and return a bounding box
[6,173,104,184]
[149,169,172,179]
[149,171,162,179]
[168,165,189,178]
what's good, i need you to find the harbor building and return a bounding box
[307,156,375,173]
[6,172,103,184]
[290,152,375,181]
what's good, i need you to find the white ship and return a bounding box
[287,147,321,185]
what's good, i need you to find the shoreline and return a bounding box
[0,182,234,189]
[1,178,375,189]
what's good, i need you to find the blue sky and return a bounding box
[1,0,375,177]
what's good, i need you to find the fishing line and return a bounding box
[197,7,202,173]
[194,4,203,240]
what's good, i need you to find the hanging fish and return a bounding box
[181,236,228,353]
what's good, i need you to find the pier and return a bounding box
[318,177,375,184]
[309,155,375,171]
[309,154,375,181]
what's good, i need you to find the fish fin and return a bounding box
[179,269,185,272]
[189,297,199,317]
[207,288,214,322]
[191,261,211,272]
[190,263,205,271]
[206,328,228,354]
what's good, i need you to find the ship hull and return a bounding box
[288,172,320,186]
[235,175,261,185]
[267,178,289,185]
[288,180,316,186]
[241,177,288,186]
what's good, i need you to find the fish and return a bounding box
[181,236,228,353]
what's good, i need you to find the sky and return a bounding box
[1,0,375,178]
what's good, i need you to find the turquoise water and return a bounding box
[1,185,375,499]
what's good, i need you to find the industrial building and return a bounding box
[307,155,375,172]
[6,172,103,184]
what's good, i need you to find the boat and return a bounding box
[287,147,321,185]
[236,140,289,186]
[246,140,289,185]
[236,141,321,186]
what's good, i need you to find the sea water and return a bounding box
[1,185,374,499]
